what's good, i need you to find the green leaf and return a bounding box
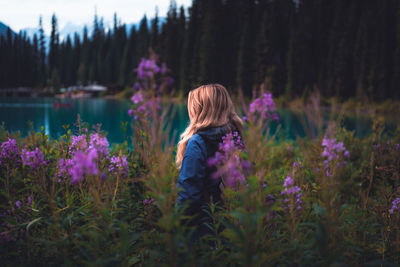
[26,217,42,231]
[128,256,140,265]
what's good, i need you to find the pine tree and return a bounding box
[49,13,59,88]
[236,0,257,96]
[392,0,400,99]
[150,7,159,53]
[137,15,149,57]
[78,26,89,85]
[120,26,138,86]
[180,1,199,92]
[198,0,221,84]
[162,0,183,87]
[32,33,39,87]
[254,4,272,90]
[38,16,46,87]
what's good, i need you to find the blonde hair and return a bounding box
[176,84,243,168]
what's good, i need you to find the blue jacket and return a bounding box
[177,125,233,238]
[177,125,232,207]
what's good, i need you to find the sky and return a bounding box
[0,0,192,34]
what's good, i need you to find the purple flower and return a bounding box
[281,175,303,211]
[271,113,279,122]
[160,62,168,74]
[109,154,129,177]
[390,198,400,214]
[137,105,146,113]
[293,160,303,168]
[207,132,248,189]
[133,82,141,91]
[89,133,109,157]
[0,138,19,164]
[69,135,87,152]
[131,92,143,104]
[137,58,160,80]
[283,176,294,187]
[21,148,46,169]
[166,77,174,86]
[286,186,301,195]
[70,150,99,184]
[15,200,21,209]
[0,232,11,244]
[321,137,349,176]
[129,96,161,121]
[58,158,74,178]
[249,93,278,120]
[143,197,155,206]
[27,196,32,206]
[241,159,251,171]
[147,97,161,111]
[128,109,134,117]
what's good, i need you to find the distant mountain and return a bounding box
[60,22,86,39]
[20,27,40,38]
[21,22,91,42]
[2,16,160,42]
[0,21,15,37]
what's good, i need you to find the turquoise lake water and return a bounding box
[0,97,396,144]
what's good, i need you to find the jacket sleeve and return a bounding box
[177,136,207,209]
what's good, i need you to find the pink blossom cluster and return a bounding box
[280,175,303,211]
[69,150,99,184]
[143,197,155,206]
[137,58,161,80]
[373,139,400,151]
[128,93,161,120]
[21,148,47,169]
[0,138,19,165]
[321,137,350,177]
[88,133,109,157]
[109,154,129,177]
[128,55,173,119]
[69,135,87,152]
[249,93,279,121]
[390,198,400,215]
[58,133,111,184]
[207,132,250,189]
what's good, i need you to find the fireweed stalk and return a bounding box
[318,137,350,248]
[0,138,19,166]
[207,131,250,189]
[281,175,303,242]
[21,147,47,169]
[0,138,19,197]
[391,198,400,215]
[321,137,350,177]
[57,133,110,185]
[240,87,280,185]
[128,54,172,125]
[128,54,182,263]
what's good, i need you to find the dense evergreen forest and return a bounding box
[0,0,399,99]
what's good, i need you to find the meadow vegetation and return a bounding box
[1,57,400,266]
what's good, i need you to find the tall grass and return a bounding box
[1,57,400,265]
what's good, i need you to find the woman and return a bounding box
[176,84,244,241]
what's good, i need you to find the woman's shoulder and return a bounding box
[185,134,207,158]
[187,133,206,148]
